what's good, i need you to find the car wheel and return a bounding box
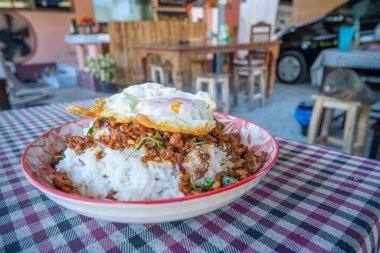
[277,50,308,84]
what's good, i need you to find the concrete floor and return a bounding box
[36,87,109,105]
[36,83,380,159]
[230,82,319,143]
[229,82,379,158]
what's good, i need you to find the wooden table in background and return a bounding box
[136,40,281,96]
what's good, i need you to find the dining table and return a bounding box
[1,100,380,253]
[136,40,281,96]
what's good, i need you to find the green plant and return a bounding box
[86,54,123,84]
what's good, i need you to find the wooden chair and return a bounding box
[307,95,370,156]
[0,57,54,109]
[250,21,272,43]
[195,74,230,113]
[234,22,271,68]
[150,64,166,84]
[233,22,271,106]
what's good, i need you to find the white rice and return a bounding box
[56,142,232,201]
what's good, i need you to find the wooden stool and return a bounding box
[233,66,266,111]
[150,64,175,85]
[307,95,370,156]
[150,64,165,84]
[195,74,230,113]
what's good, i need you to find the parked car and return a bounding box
[275,0,380,84]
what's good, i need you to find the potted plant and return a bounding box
[75,17,96,34]
[85,54,123,93]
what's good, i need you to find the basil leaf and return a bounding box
[125,149,137,161]
[190,177,200,190]
[202,178,214,191]
[215,119,226,130]
[126,135,163,160]
[88,125,94,135]
[100,117,108,122]
[196,137,206,145]
[153,133,163,147]
[54,154,66,159]
[222,176,237,186]
[85,121,95,136]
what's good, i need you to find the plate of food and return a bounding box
[21,83,279,223]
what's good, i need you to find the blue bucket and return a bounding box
[295,101,314,136]
[338,26,355,51]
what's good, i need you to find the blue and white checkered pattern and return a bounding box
[1,101,380,252]
[311,48,380,86]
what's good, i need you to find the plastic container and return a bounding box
[338,26,355,51]
[295,101,314,136]
[218,24,230,42]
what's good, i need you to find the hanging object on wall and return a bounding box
[34,0,74,11]
[0,0,74,11]
[0,11,37,64]
[75,17,96,34]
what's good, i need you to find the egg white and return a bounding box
[67,83,218,135]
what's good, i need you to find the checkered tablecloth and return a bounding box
[310,48,380,86]
[1,101,380,253]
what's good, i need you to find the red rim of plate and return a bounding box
[21,112,279,205]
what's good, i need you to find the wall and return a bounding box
[292,0,347,24]
[237,0,279,58]
[203,2,239,39]
[225,2,239,39]
[275,3,292,32]
[238,0,279,40]
[18,0,94,65]
[109,21,206,85]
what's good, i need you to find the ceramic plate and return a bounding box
[21,113,279,223]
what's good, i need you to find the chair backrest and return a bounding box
[246,22,272,64]
[250,22,272,44]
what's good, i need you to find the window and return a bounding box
[0,0,33,9]
[0,0,73,11]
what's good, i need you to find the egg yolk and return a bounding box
[171,102,183,114]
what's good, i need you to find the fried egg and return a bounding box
[67,83,217,135]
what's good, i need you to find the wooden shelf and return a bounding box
[65,34,110,45]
